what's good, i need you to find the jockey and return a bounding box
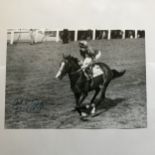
[79,40,101,80]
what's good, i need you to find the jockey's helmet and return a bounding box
[79,41,88,49]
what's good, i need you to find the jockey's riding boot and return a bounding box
[86,73,91,81]
[83,71,90,81]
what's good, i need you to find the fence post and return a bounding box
[35,29,38,43]
[10,30,14,45]
[122,30,125,39]
[92,29,96,40]
[56,30,60,42]
[74,30,78,41]
[135,30,138,39]
[108,30,111,40]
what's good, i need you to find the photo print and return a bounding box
[5,28,146,128]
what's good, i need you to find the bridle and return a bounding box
[69,68,82,75]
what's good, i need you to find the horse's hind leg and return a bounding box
[90,87,100,104]
[90,87,100,115]
[98,81,110,105]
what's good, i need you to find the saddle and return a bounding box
[84,64,104,80]
[82,64,103,92]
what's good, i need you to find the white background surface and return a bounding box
[0,0,155,155]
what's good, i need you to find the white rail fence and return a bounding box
[7,29,145,45]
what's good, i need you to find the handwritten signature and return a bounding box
[13,97,44,113]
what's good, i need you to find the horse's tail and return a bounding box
[112,69,126,79]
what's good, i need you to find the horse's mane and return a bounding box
[65,55,79,65]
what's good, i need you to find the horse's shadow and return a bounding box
[79,97,125,115]
[96,97,125,112]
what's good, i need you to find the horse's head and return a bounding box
[55,54,80,80]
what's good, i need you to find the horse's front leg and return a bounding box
[79,93,88,105]
[73,92,88,117]
[77,93,89,117]
[74,93,81,110]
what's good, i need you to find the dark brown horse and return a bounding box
[55,55,125,117]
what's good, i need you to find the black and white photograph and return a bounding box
[5,28,146,129]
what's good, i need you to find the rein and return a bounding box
[69,68,82,75]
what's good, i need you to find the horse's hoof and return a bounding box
[80,112,89,121]
[81,112,88,117]
[86,104,90,109]
[91,107,96,116]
